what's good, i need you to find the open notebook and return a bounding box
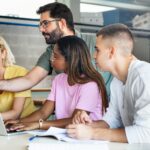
[27,127,108,143]
[28,127,108,150]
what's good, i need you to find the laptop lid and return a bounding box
[0,114,8,136]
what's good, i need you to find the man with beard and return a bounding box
[0,2,112,97]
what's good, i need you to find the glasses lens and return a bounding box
[39,20,49,28]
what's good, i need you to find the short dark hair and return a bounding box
[37,2,74,33]
[97,23,134,42]
[56,36,108,113]
[97,23,134,53]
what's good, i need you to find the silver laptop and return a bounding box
[0,114,25,136]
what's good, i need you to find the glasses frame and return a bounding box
[39,18,61,29]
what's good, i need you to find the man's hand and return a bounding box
[66,124,93,140]
[72,111,92,124]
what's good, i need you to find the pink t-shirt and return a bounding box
[47,73,102,120]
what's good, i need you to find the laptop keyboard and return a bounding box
[5,124,17,133]
[7,130,17,133]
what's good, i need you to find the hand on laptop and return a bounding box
[5,119,20,126]
[4,119,20,131]
[6,122,39,131]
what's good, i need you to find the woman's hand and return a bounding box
[8,122,39,131]
[5,119,20,126]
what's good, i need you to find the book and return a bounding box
[27,127,108,143]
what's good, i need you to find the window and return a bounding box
[0,0,55,19]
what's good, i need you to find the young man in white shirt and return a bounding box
[67,23,150,143]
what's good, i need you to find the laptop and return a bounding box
[0,114,25,136]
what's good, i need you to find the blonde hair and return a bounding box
[0,36,15,66]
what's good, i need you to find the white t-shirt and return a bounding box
[103,59,150,143]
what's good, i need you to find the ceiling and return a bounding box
[80,0,150,11]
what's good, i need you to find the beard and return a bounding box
[42,27,63,44]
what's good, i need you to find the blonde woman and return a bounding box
[0,36,36,121]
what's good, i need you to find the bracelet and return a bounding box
[39,119,43,129]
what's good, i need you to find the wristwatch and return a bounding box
[39,119,43,129]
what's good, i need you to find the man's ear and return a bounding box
[58,18,67,30]
[109,46,116,59]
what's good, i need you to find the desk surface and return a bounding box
[0,133,150,150]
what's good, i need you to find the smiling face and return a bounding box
[51,44,66,71]
[39,11,63,44]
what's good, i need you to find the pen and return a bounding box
[28,135,37,141]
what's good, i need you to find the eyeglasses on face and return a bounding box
[39,18,61,29]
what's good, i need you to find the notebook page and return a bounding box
[27,127,108,143]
